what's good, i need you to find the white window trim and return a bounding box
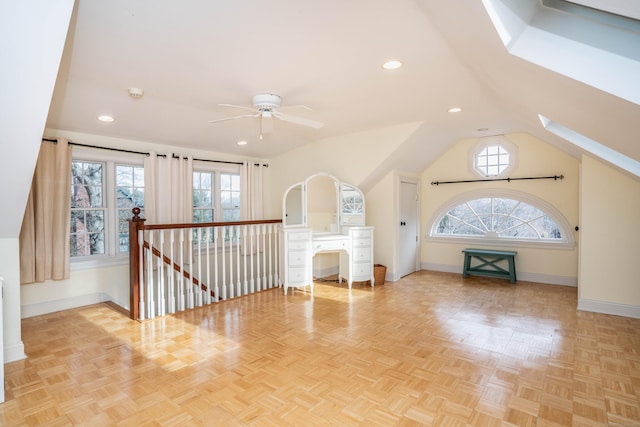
[426,188,576,250]
[469,135,518,178]
[71,147,145,271]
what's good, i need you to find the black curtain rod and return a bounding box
[42,138,267,167]
[431,174,564,186]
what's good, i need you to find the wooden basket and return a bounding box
[374,264,386,285]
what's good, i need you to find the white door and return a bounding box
[399,180,419,277]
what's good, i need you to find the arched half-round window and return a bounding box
[429,190,574,248]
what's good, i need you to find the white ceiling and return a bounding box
[47,0,640,170]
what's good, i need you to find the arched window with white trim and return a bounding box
[429,190,574,248]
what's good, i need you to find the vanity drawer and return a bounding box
[351,238,371,249]
[350,229,373,238]
[288,240,309,251]
[312,237,348,252]
[288,250,309,266]
[288,231,311,241]
[352,247,371,262]
[288,267,310,282]
[351,262,372,279]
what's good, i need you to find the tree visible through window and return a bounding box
[435,197,563,240]
[116,165,144,253]
[71,161,105,256]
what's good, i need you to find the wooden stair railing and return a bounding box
[142,239,215,298]
[129,208,282,320]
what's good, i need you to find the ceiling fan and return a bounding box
[209,93,324,139]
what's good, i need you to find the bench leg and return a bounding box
[463,254,471,278]
[509,257,516,283]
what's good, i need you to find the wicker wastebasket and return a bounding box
[374,264,386,285]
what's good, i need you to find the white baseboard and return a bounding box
[578,298,640,319]
[313,266,340,279]
[4,341,26,363]
[21,292,113,319]
[421,262,577,287]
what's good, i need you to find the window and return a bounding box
[71,161,105,256]
[430,191,574,248]
[116,165,144,253]
[220,173,240,221]
[192,170,240,223]
[71,150,144,263]
[193,171,214,223]
[471,136,516,178]
[475,144,509,177]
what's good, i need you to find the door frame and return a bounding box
[394,174,421,281]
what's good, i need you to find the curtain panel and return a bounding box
[240,161,264,220]
[20,138,72,284]
[144,153,193,224]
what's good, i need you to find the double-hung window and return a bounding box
[192,166,241,223]
[70,149,144,266]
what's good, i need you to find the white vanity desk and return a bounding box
[279,173,374,295]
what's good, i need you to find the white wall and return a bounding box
[0,1,76,379]
[421,133,580,285]
[579,155,640,318]
[367,172,398,279]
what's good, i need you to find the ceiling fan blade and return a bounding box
[217,103,258,113]
[208,112,260,124]
[273,112,324,129]
[276,104,313,112]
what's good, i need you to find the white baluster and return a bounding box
[267,224,273,289]
[178,228,185,312]
[147,231,155,319]
[138,229,145,320]
[274,225,280,288]
[167,230,175,314]
[196,227,203,307]
[228,226,235,299]
[214,227,220,302]
[158,230,166,316]
[262,224,267,290]
[221,226,227,300]
[205,227,211,305]
[250,224,255,293]
[236,226,241,297]
[188,226,194,309]
[242,225,248,295]
[255,224,261,291]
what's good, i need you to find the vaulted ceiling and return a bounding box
[47,0,640,174]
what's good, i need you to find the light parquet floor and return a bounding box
[2,271,640,426]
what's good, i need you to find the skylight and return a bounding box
[481,0,640,105]
[539,114,640,178]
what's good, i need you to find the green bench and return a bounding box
[462,248,517,284]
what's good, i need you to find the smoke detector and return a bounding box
[128,87,144,99]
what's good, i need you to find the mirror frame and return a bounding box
[282,173,366,229]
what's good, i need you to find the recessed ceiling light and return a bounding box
[382,60,403,70]
[97,115,115,122]
[237,140,247,146]
[447,107,462,113]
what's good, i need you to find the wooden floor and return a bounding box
[2,271,640,426]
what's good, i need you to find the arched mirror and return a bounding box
[283,183,304,227]
[282,173,365,230]
[340,184,365,225]
[306,174,339,233]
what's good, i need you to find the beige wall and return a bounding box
[579,155,640,313]
[366,172,397,277]
[266,122,422,219]
[421,133,580,284]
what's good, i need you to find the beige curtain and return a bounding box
[20,138,72,284]
[144,153,193,224]
[240,161,264,220]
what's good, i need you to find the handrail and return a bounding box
[128,207,283,320]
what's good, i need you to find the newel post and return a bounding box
[129,207,146,320]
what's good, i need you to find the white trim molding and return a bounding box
[578,298,640,319]
[21,292,115,319]
[4,342,26,363]
[421,263,577,287]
